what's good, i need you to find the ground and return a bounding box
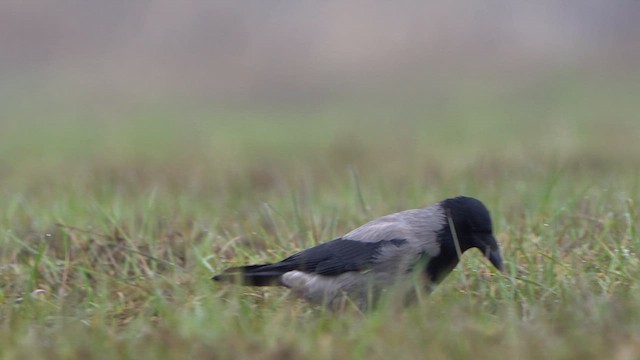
[0,74,639,359]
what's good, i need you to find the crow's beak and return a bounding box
[487,247,503,272]
[481,235,504,272]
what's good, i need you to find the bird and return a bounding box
[213,196,503,310]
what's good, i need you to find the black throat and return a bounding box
[425,245,459,284]
[425,223,464,284]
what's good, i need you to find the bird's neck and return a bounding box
[425,246,460,284]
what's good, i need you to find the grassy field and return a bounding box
[1,75,639,359]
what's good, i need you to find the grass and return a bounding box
[1,75,640,359]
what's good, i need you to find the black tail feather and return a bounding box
[212,263,288,286]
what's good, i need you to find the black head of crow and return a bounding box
[213,196,503,310]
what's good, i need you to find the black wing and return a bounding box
[249,238,406,276]
[213,238,407,285]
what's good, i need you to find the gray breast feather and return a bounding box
[282,270,401,310]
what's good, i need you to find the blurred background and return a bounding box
[2,1,639,104]
[1,0,639,203]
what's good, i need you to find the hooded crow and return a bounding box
[213,196,503,310]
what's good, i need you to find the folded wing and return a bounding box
[213,238,408,286]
